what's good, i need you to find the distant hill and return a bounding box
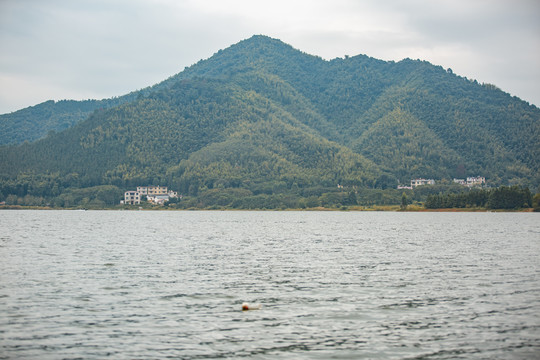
[0,78,178,146]
[1,35,538,208]
[0,97,135,145]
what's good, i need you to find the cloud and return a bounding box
[0,0,539,114]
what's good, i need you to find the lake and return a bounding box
[1,210,539,359]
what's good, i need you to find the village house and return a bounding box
[397,185,413,190]
[410,178,435,188]
[453,176,486,187]
[137,185,168,196]
[122,186,179,205]
[467,176,486,187]
[397,184,413,189]
[397,178,434,189]
[123,190,141,205]
[147,194,170,205]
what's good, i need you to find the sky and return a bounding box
[0,0,539,114]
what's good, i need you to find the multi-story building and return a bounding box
[136,186,168,196]
[122,186,179,205]
[124,191,141,205]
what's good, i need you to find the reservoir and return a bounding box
[1,210,539,359]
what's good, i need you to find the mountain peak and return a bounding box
[237,34,287,47]
[224,34,297,58]
[169,34,320,82]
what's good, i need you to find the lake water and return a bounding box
[1,210,539,359]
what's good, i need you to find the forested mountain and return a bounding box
[0,95,141,145]
[1,35,539,208]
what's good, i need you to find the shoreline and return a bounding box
[0,205,536,212]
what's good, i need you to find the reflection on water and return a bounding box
[1,210,539,359]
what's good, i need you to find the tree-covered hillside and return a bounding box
[0,35,538,208]
[1,76,381,191]
[0,94,143,145]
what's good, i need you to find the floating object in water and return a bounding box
[242,302,262,311]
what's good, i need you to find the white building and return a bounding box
[467,176,486,187]
[453,176,486,187]
[410,178,435,188]
[467,176,485,187]
[147,194,170,205]
[122,186,179,205]
[397,185,413,190]
[124,191,141,205]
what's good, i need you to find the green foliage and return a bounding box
[355,107,461,180]
[486,186,532,209]
[0,96,138,145]
[401,192,409,210]
[425,186,532,210]
[533,193,540,212]
[2,183,123,208]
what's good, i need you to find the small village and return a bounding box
[397,176,486,190]
[123,177,487,206]
[121,185,180,205]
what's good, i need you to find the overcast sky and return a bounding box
[1,0,539,114]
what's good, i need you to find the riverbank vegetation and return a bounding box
[1,180,536,212]
[425,185,533,210]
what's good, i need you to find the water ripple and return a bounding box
[1,210,539,359]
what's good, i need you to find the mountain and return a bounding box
[0,73,180,146]
[1,35,539,208]
[0,97,132,145]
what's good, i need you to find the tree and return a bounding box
[532,193,540,212]
[401,192,409,210]
[346,191,358,205]
[487,186,532,209]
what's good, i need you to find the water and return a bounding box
[1,210,539,359]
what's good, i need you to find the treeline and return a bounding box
[2,177,538,211]
[0,171,124,208]
[0,173,405,209]
[1,185,123,209]
[173,186,408,210]
[425,186,533,210]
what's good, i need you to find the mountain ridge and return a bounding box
[2,35,536,143]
